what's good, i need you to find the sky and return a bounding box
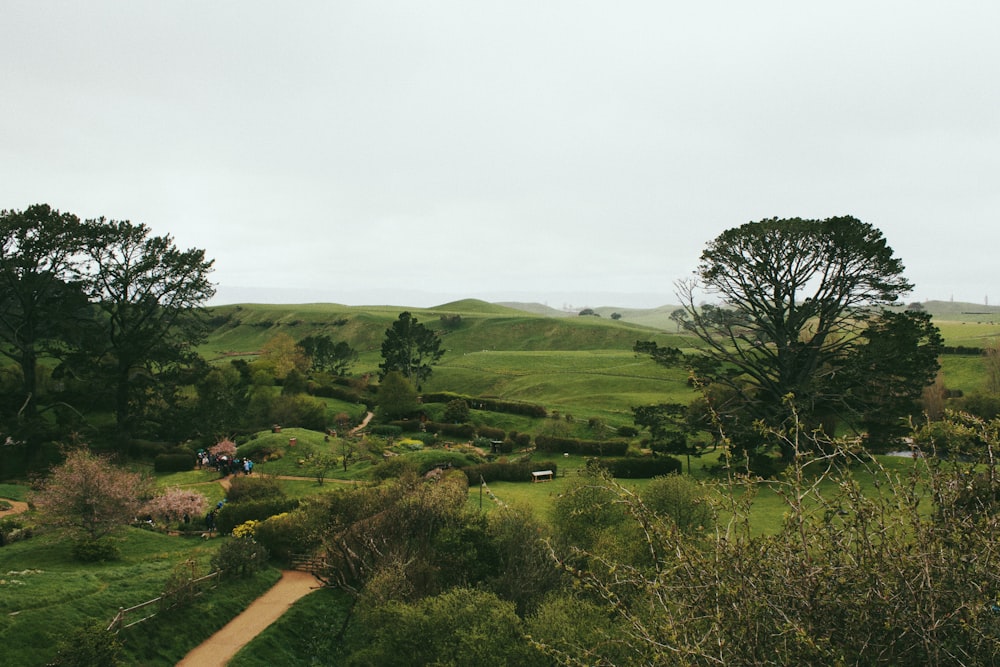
[2,2,998,310]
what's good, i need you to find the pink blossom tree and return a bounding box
[31,448,154,539]
[209,438,237,458]
[142,487,209,525]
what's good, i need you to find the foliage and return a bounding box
[443,397,470,423]
[461,460,559,484]
[375,371,419,420]
[534,434,629,456]
[153,452,196,472]
[641,473,713,534]
[71,536,122,562]
[30,448,154,540]
[592,455,683,478]
[50,622,124,667]
[666,216,941,458]
[142,487,209,525]
[216,497,300,534]
[257,332,310,380]
[316,472,472,599]
[0,204,90,431]
[298,334,358,375]
[75,216,215,450]
[345,587,545,667]
[209,437,238,458]
[378,311,444,387]
[212,534,270,578]
[534,421,1000,666]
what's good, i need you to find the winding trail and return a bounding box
[176,569,320,667]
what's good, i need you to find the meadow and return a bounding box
[2,298,1000,664]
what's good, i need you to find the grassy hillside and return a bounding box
[200,299,1000,425]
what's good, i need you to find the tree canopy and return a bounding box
[378,311,444,387]
[664,216,941,453]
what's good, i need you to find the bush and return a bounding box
[641,474,713,534]
[50,622,124,667]
[370,456,420,480]
[72,537,121,562]
[476,426,506,440]
[225,475,285,503]
[0,517,32,546]
[153,453,195,473]
[211,536,270,578]
[215,497,300,534]
[254,511,320,562]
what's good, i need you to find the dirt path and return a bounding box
[177,569,319,667]
[349,411,374,435]
[0,500,28,518]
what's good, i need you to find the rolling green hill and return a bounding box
[200,298,1000,427]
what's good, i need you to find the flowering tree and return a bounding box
[31,448,154,539]
[142,487,208,525]
[209,438,237,458]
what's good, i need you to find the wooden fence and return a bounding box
[106,570,223,633]
[291,553,327,573]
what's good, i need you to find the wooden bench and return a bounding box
[531,470,554,483]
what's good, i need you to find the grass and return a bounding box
[0,524,281,667]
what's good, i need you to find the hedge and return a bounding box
[461,460,559,484]
[153,453,196,473]
[534,435,629,456]
[422,392,548,418]
[215,497,301,534]
[590,456,682,479]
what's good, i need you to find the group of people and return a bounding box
[197,451,254,477]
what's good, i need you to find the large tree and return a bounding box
[78,218,215,449]
[666,216,940,453]
[378,311,444,388]
[30,447,153,541]
[0,205,90,427]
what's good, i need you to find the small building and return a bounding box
[531,469,554,483]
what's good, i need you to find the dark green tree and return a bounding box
[0,204,90,429]
[376,371,419,420]
[632,402,709,473]
[661,216,938,457]
[78,218,215,450]
[298,334,358,375]
[378,311,444,387]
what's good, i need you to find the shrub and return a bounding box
[641,474,712,534]
[225,475,284,503]
[476,426,505,441]
[72,537,121,562]
[370,456,420,480]
[534,435,629,456]
[211,535,269,578]
[215,497,300,534]
[254,511,320,562]
[153,452,196,473]
[50,622,124,667]
[443,398,470,423]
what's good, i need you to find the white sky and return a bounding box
[2,2,998,308]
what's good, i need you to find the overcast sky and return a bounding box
[3,2,998,309]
